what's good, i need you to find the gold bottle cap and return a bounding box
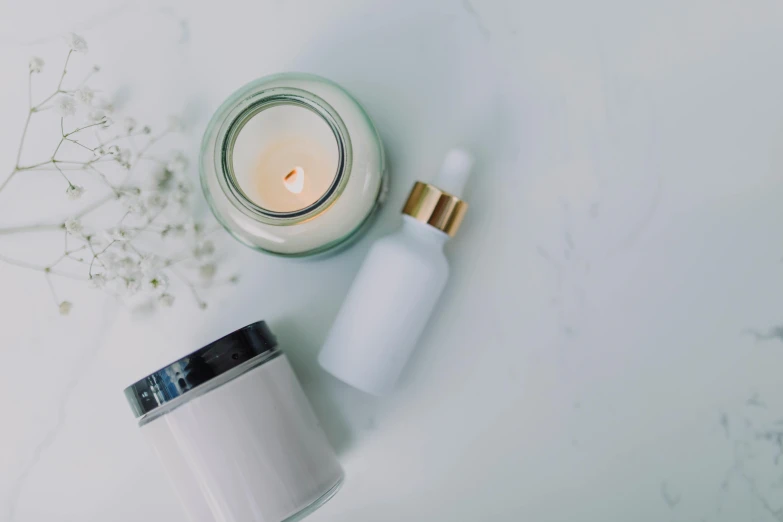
[402,182,468,237]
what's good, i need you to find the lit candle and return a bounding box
[201,73,386,257]
[231,104,339,213]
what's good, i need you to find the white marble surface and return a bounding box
[2,1,783,521]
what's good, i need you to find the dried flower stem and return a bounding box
[1,40,231,312]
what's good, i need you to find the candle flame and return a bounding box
[283,167,305,194]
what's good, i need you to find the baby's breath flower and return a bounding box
[139,255,163,276]
[65,184,84,200]
[88,274,107,289]
[64,217,83,235]
[193,240,215,259]
[123,117,137,134]
[66,33,88,53]
[169,189,189,209]
[229,275,240,284]
[94,97,114,115]
[108,227,132,241]
[161,224,186,238]
[122,194,145,215]
[54,95,76,117]
[116,148,131,169]
[74,86,94,105]
[29,57,44,74]
[150,166,174,192]
[145,274,169,294]
[88,109,106,122]
[105,255,135,278]
[146,192,167,210]
[125,278,142,296]
[199,263,216,281]
[89,234,110,251]
[172,224,187,237]
[177,180,192,194]
[4,44,235,313]
[167,152,188,174]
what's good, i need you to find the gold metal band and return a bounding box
[401,182,468,237]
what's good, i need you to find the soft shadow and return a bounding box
[273,316,357,455]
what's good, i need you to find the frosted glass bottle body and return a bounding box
[319,216,450,395]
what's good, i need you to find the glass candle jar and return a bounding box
[200,73,386,257]
[124,321,343,522]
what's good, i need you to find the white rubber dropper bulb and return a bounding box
[434,148,474,198]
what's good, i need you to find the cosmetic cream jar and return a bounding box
[124,321,343,522]
[200,73,386,257]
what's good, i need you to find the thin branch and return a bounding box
[16,159,54,171]
[64,119,107,138]
[86,165,120,195]
[88,239,116,277]
[64,137,97,154]
[0,223,63,235]
[15,72,34,169]
[44,273,60,306]
[56,50,73,91]
[30,50,72,112]
[0,253,86,280]
[52,162,73,186]
[170,267,207,308]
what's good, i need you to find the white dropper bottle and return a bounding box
[318,148,473,396]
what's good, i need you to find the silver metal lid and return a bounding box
[123,321,278,418]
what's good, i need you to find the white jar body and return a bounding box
[140,354,343,522]
[319,217,450,395]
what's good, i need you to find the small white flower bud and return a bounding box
[159,293,175,307]
[145,274,169,294]
[65,185,84,200]
[88,109,106,122]
[55,95,76,117]
[88,274,107,289]
[193,240,215,259]
[123,118,137,134]
[65,33,88,53]
[29,57,44,74]
[59,301,73,315]
[64,217,83,235]
[166,152,188,174]
[139,255,163,276]
[74,86,94,105]
[108,227,132,241]
[199,263,216,280]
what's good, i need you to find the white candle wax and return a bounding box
[231,105,339,213]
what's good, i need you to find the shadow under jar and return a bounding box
[200,73,386,257]
[124,321,344,522]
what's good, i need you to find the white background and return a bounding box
[1,0,783,521]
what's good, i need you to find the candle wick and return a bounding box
[283,166,305,194]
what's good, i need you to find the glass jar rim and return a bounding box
[219,88,353,226]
